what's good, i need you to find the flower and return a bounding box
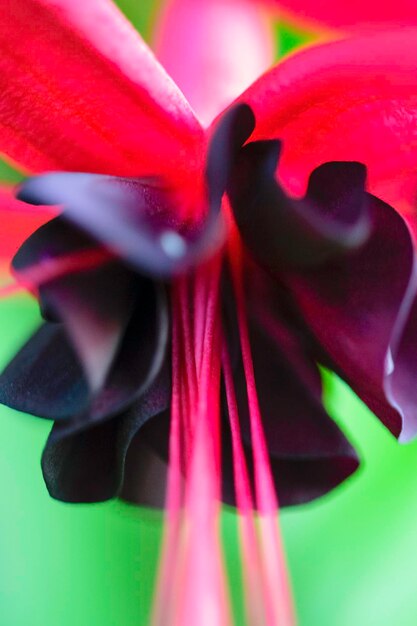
[1,94,417,507]
[1,1,417,622]
[0,1,414,502]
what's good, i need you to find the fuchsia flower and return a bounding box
[2,0,417,623]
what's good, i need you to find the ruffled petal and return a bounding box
[221,275,359,506]
[120,428,169,508]
[13,218,140,390]
[0,277,169,423]
[228,141,370,268]
[0,324,89,420]
[154,0,274,126]
[385,294,417,442]
[284,195,417,440]
[17,174,224,277]
[235,29,417,217]
[41,367,170,503]
[0,0,203,180]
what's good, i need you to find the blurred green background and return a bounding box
[1,2,417,625]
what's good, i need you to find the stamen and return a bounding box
[153,209,294,625]
[151,292,186,626]
[153,253,230,626]
[177,257,229,625]
[222,342,271,626]
[227,227,295,626]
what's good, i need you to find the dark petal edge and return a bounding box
[286,195,417,440]
[0,323,88,420]
[228,140,370,270]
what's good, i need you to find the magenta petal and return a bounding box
[0,186,55,261]
[236,29,417,214]
[0,0,203,179]
[266,0,417,30]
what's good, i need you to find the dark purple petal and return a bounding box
[285,195,416,439]
[42,264,137,391]
[17,173,223,277]
[12,217,169,397]
[0,323,88,419]
[120,415,170,508]
[41,366,170,503]
[14,218,139,390]
[13,217,99,323]
[221,441,359,507]
[206,103,256,208]
[385,291,417,442]
[87,281,169,421]
[228,140,370,269]
[221,286,359,506]
[0,277,169,425]
[12,216,96,268]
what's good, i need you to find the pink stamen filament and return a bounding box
[153,208,296,625]
[153,253,231,626]
[222,342,272,626]
[227,226,295,626]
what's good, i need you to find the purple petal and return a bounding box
[206,103,255,207]
[228,141,370,269]
[13,217,167,393]
[0,279,169,426]
[17,173,223,277]
[385,291,417,442]
[87,281,169,421]
[120,414,170,508]
[285,195,416,439]
[42,367,170,503]
[0,324,88,419]
[221,283,359,506]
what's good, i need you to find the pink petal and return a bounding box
[234,29,417,219]
[0,186,55,259]
[154,0,275,126]
[0,0,204,181]
[266,0,417,30]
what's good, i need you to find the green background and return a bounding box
[1,2,417,625]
